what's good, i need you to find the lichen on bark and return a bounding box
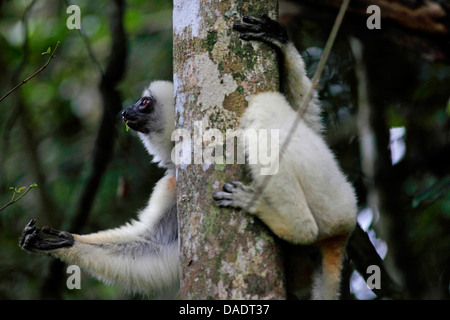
[173,0,285,299]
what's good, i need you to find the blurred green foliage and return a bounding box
[0,0,172,299]
[0,0,448,300]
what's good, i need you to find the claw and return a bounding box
[20,219,40,248]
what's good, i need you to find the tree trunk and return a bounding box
[173,0,286,299]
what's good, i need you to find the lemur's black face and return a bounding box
[122,96,156,134]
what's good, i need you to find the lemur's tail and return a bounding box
[312,235,348,300]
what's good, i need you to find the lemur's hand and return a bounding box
[233,14,288,47]
[20,219,74,251]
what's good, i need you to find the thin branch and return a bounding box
[0,0,59,225]
[0,42,60,103]
[0,184,38,213]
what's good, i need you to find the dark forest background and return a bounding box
[0,0,448,299]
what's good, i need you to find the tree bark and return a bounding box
[174,0,286,299]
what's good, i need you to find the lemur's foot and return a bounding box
[233,14,288,47]
[213,181,258,212]
[20,219,74,251]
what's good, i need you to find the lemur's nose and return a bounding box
[122,110,128,119]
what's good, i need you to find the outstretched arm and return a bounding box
[234,15,322,133]
[20,213,179,295]
[20,174,180,295]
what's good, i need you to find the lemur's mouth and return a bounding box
[123,116,135,126]
[124,118,139,130]
[122,117,149,134]
[122,104,150,134]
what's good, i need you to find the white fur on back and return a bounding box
[242,92,357,239]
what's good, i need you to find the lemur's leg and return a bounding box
[233,15,321,133]
[213,179,318,245]
[213,15,323,245]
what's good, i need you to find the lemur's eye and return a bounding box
[141,98,150,107]
[139,97,153,111]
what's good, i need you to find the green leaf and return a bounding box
[16,187,26,193]
[41,47,51,55]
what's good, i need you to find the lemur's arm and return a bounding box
[20,174,179,294]
[234,15,322,133]
[20,81,178,295]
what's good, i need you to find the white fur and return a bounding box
[52,173,179,296]
[29,20,356,299]
[240,50,358,299]
[242,92,357,243]
[214,35,357,300]
[138,81,175,170]
[281,43,322,134]
[44,81,180,297]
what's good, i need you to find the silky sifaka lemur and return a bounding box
[20,15,356,300]
[20,80,179,296]
[212,15,357,300]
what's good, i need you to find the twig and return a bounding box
[0,184,38,213]
[0,42,60,103]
